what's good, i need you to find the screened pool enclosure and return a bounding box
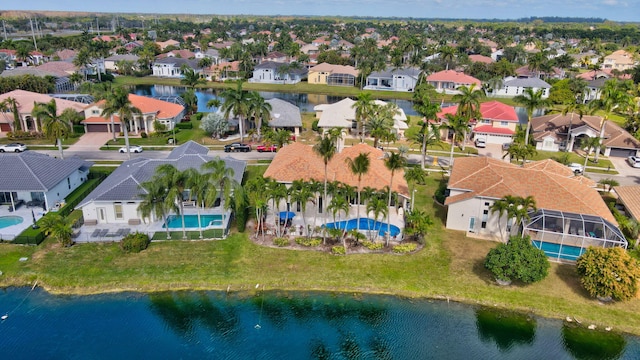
[520,209,627,262]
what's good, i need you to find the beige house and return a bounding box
[0,90,85,133]
[603,50,638,71]
[308,63,358,86]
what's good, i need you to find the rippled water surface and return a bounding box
[0,288,638,359]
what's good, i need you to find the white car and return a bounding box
[118,145,143,153]
[0,143,27,153]
[567,163,584,174]
[474,138,486,148]
[628,156,640,168]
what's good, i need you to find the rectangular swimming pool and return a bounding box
[163,214,223,229]
[532,240,586,261]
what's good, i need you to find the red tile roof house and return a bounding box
[0,90,86,133]
[80,94,185,135]
[444,157,627,260]
[426,70,482,95]
[436,100,519,146]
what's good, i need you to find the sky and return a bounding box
[2,0,638,22]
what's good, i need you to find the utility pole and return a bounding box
[29,18,38,51]
[2,20,7,41]
[96,17,100,36]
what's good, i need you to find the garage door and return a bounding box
[608,148,636,158]
[86,124,108,132]
[0,123,11,132]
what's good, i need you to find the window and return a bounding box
[500,121,508,126]
[114,203,123,219]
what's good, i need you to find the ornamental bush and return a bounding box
[295,237,322,247]
[331,246,346,255]
[392,243,418,253]
[120,232,150,253]
[484,235,549,284]
[576,247,640,301]
[273,237,290,247]
[362,241,384,251]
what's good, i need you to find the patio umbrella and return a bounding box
[278,211,296,220]
[31,210,39,229]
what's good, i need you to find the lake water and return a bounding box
[132,85,535,124]
[1,288,638,359]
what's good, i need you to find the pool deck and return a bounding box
[0,205,47,241]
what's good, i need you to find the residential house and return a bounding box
[300,44,319,55]
[493,77,551,98]
[436,100,519,146]
[515,65,565,79]
[444,157,626,261]
[426,70,482,94]
[157,49,196,60]
[0,61,78,92]
[156,39,181,51]
[77,141,246,227]
[265,98,302,137]
[308,62,358,87]
[104,54,140,72]
[249,61,307,84]
[81,93,185,134]
[364,67,421,92]
[260,51,287,63]
[0,151,92,211]
[152,58,200,78]
[468,54,494,64]
[195,49,220,65]
[613,186,640,223]
[204,61,241,82]
[530,113,640,157]
[603,50,638,71]
[0,90,85,133]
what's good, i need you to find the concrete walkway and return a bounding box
[67,133,113,152]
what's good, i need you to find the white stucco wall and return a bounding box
[445,196,508,241]
[44,169,90,210]
[82,201,143,224]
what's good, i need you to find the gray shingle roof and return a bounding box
[154,57,200,69]
[368,67,421,78]
[77,141,246,207]
[266,98,302,128]
[503,77,551,88]
[0,152,92,191]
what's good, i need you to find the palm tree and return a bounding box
[513,88,551,146]
[32,99,71,159]
[366,195,388,242]
[157,164,189,239]
[441,114,468,167]
[266,178,288,237]
[220,81,252,143]
[589,80,632,161]
[245,176,269,240]
[313,134,337,244]
[345,152,370,232]
[202,159,237,236]
[40,214,74,247]
[328,194,350,250]
[138,176,172,239]
[404,166,426,210]
[1,97,21,131]
[353,92,375,142]
[489,198,510,242]
[206,98,221,111]
[384,151,406,246]
[184,168,215,239]
[247,92,272,140]
[180,66,205,88]
[452,84,485,123]
[101,87,141,159]
[486,77,504,97]
[582,136,602,170]
[289,180,314,239]
[181,89,198,115]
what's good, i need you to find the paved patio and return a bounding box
[0,205,47,241]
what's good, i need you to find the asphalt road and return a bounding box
[36,149,279,161]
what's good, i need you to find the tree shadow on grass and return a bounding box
[555,263,592,299]
[472,257,497,286]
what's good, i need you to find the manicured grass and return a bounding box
[522,150,614,169]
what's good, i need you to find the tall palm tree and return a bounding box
[514,88,551,146]
[589,80,632,161]
[366,195,388,242]
[489,198,510,242]
[353,92,375,142]
[101,87,141,159]
[157,164,189,239]
[441,114,468,167]
[266,178,288,237]
[404,166,426,210]
[582,136,602,170]
[345,152,370,231]
[32,99,71,159]
[184,168,215,239]
[220,81,252,143]
[138,176,172,240]
[0,97,21,131]
[452,83,485,122]
[201,159,237,236]
[328,194,350,250]
[247,92,272,140]
[414,122,442,169]
[180,66,205,88]
[384,151,406,246]
[40,214,74,247]
[313,134,337,244]
[289,180,314,238]
[245,176,269,240]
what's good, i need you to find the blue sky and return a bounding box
[3,0,637,22]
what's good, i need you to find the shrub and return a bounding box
[295,237,322,247]
[434,180,448,204]
[392,243,418,253]
[576,247,640,301]
[73,125,85,134]
[311,119,319,132]
[176,121,193,129]
[331,246,346,255]
[362,241,384,250]
[120,232,150,253]
[484,235,549,284]
[273,237,290,247]
[140,131,148,138]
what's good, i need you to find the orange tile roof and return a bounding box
[437,100,518,122]
[426,70,481,86]
[263,142,409,197]
[445,157,614,223]
[85,94,184,120]
[614,186,640,221]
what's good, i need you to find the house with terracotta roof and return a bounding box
[444,157,626,260]
[603,50,638,71]
[613,186,640,224]
[0,61,78,92]
[156,39,181,51]
[493,77,551,98]
[203,61,241,82]
[530,113,640,157]
[104,54,140,72]
[80,94,185,134]
[468,54,494,64]
[308,63,358,87]
[426,70,482,94]
[436,100,519,146]
[0,90,86,133]
[364,67,421,92]
[157,49,196,60]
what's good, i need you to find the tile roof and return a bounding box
[78,141,246,207]
[0,152,91,191]
[437,100,518,122]
[309,62,358,77]
[473,125,515,135]
[426,70,481,85]
[263,142,409,197]
[83,94,184,122]
[445,157,614,223]
[266,99,302,128]
[614,186,640,221]
[315,98,408,130]
[468,54,494,64]
[0,89,86,116]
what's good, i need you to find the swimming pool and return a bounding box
[0,216,23,229]
[532,240,586,261]
[325,218,401,237]
[163,214,223,229]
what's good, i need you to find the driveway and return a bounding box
[476,143,504,160]
[67,133,113,151]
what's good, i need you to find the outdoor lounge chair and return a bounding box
[99,229,109,237]
[91,229,102,237]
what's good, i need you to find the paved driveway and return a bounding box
[67,133,113,151]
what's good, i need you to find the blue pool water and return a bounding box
[532,240,586,261]
[0,215,23,229]
[163,214,223,229]
[325,218,401,237]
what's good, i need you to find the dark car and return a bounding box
[256,144,277,152]
[224,143,251,152]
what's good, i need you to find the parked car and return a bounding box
[256,144,277,152]
[224,143,251,152]
[119,145,144,153]
[627,156,640,168]
[567,163,584,174]
[474,137,486,148]
[0,143,27,152]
